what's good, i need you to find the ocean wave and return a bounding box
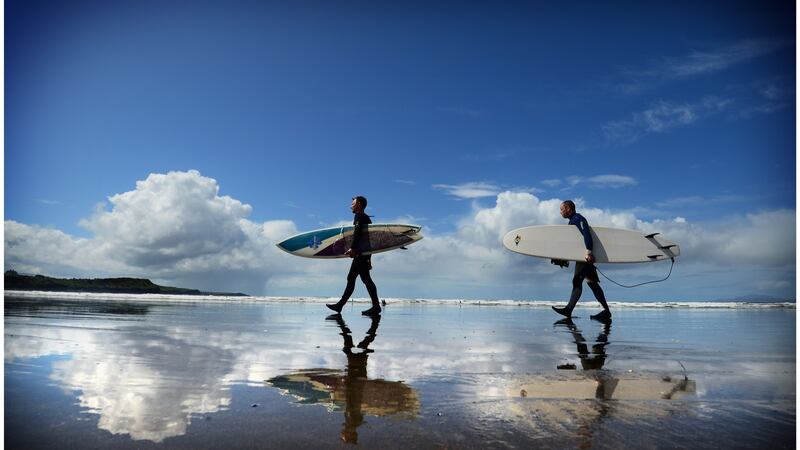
[3,290,795,309]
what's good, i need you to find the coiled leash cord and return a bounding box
[595,258,675,288]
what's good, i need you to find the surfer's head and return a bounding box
[560,200,576,218]
[351,196,368,213]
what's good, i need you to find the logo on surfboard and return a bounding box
[307,235,322,249]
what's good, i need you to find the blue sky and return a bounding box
[5,1,796,301]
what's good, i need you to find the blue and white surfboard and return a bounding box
[276,224,423,258]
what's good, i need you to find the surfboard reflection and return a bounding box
[546,319,695,401]
[266,315,419,444]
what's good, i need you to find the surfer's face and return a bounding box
[351,198,362,213]
[560,203,573,218]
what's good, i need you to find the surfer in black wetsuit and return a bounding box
[327,196,382,316]
[552,200,612,322]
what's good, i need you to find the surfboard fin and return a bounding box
[644,232,661,238]
[647,255,661,260]
[659,245,677,250]
[400,246,408,250]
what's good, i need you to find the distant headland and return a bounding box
[4,271,248,297]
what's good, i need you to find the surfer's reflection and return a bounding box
[554,318,611,372]
[332,313,380,443]
[266,315,419,445]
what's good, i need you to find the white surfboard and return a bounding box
[277,224,423,259]
[503,225,679,263]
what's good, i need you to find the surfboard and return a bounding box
[502,225,679,263]
[276,224,423,258]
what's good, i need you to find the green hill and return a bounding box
[4,271,247,296]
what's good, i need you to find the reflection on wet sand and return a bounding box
[266,314,419,444]
[6,295,793,448]
[503,319,697,448]
[514,319,695,401]
[4,296,151,318]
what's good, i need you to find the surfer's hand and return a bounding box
[345,248,357,257]
[585,251,595,264]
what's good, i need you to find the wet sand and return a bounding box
[4,293,796,448]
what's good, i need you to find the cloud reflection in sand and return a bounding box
[4,297,795,445]
[5,299,475,443]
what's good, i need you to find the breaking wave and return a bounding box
[4,290,794,309]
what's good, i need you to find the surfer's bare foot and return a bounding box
[552,306,572,318]
[590,310,612,322]
[361,306,381,316]
[326,303,343,313]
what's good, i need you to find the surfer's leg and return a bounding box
[566,274,583,311]
[583,264,611,319]
[357,260,381,315]
[359,270,379,303]
[588,282,612,321]
[588,282,609,311]
[327,259,359,313]
[566,263,586,311]
[553,264,584,317]
[342,262,360,301]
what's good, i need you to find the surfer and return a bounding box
[551,200,612,322]
[327,196,382,316]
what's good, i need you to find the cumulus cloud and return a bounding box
[377,192,794,299]
[5,171,312,294]
[4,171,796,300]
[79,171,252,268]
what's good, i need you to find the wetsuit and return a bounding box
[565,212,608,312]
[339,212,380,308]
[569,213,599,283]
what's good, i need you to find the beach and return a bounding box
[4,292,795,448]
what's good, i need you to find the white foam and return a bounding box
[4,290,794,309]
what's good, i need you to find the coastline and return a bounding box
[4,290,795,308]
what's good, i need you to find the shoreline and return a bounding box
[4,290,795,308]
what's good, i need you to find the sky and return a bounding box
[4,1,796,301]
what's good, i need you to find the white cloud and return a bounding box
[5,171,312,294]
[603,97,731,144]
[658,39,786,78]
[541,179,562,188]
[4,172,796,300]
[79,170,252,268]
[656,194,753,209]
[619,39,787,93]
[432,182,501,199]
[566,175,638,189]
[738,79,793,118]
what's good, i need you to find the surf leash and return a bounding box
[595,257,675,288]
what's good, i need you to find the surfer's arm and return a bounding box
[573,217,595,262]
[573,218,593,251]
[348,217,365,256]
